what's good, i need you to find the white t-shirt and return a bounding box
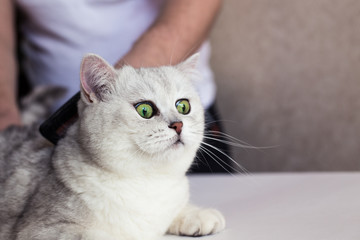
[16,0,216,109]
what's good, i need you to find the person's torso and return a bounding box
[16,0,216,109]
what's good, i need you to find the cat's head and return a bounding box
[76,54,204,175]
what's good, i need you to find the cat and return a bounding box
[19,85,67,126]
[0,53,225,240]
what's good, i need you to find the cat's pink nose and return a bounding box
[169,121,183,135]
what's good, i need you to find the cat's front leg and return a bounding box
[167,204,225,237]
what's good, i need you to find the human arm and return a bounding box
[0,0,21,130]
[39,0,223,143]
[115,0,222,68]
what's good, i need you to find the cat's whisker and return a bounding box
[193,118,273,147]
[186,131,248,175]
[197,145,241,176]
[206,119,242,125]
[203,134,278,151]
[202,136,258,149]
[197,145,231,174]
[190,128,278,151]
[189,130,252,150]
[200,141,252,176]
[204,130,250,143]
[207,131,253,145]
[192,147,214,172]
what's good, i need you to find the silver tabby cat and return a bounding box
[0,54,225,240]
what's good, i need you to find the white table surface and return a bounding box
[163,173,360,240]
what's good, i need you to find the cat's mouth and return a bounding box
[170,136,184,149]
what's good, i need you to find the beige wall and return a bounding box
[210,0,360,172]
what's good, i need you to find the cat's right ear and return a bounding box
[80,54,117,104]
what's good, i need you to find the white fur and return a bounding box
[168,204,226,236]
[52,54,225,239]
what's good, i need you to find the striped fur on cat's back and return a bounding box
[0,86,65,239]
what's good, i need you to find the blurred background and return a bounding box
[210,0,360,172]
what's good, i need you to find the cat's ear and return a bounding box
[80,53,117,104]
[175,53,200,81]
[176,53,199,72]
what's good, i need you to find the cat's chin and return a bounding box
[158,138,185,154]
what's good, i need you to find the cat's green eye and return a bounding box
[135,103,154,119]
[176,99,191,115]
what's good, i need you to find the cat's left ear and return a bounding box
[176,53,200,74]
[80,54,117,104]
[175,53,201,83]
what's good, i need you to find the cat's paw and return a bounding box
[168,207,225,237]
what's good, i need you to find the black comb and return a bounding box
[39,92,80,144]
